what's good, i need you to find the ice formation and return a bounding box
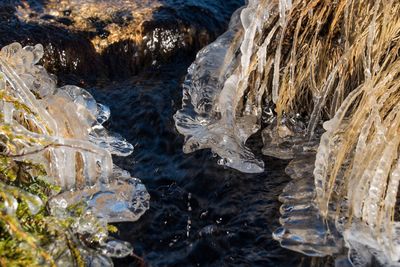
[174,3,267,173]
[0,42,149,264]
[175,0,400,265]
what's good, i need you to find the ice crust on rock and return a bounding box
[0,42,149,223]
[0,42,150,265]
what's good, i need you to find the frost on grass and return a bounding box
[175,0,400,265]
[0,42,149,266]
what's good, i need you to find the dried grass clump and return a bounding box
[175,0,400,263]
[256,0,400,263]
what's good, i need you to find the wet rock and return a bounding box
[0,0,244,82]
[0,2,105,83]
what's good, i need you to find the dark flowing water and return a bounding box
[0,0,330,266]
[88,58,322,266]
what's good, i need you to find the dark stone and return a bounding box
[0,0,244,83]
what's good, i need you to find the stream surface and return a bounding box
[3,0,327,266]
[88,58,317,266]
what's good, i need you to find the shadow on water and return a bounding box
[88,58,321,267]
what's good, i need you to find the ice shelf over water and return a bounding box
[175,0,400,265]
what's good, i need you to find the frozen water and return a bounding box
[175,0,400,265]
[0,41,151,265]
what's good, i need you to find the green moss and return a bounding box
[0,156,18,182]
[0,237,41,267]
[0,77,118,266]
[0,157,116,266]
[0,90,33,115]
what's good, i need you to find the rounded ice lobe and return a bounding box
[0,42,149,224]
